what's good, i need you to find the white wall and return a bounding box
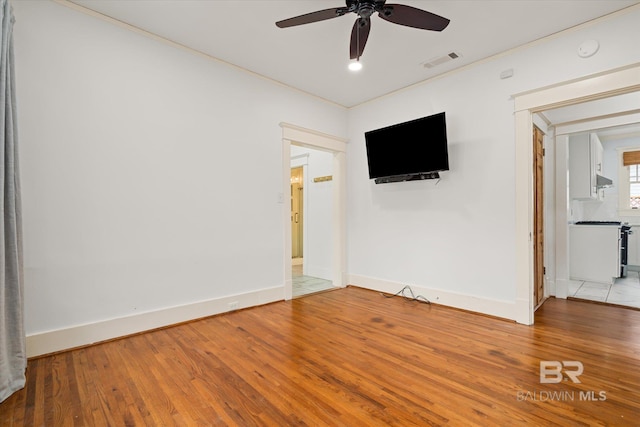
[304,151,334,280]
[13,0,347,354]
[346,7,640,319]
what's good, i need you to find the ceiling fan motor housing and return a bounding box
[351,0,387,18]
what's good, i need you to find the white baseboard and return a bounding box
[26,286,284,358]
[545,277,557,297]
[348,274,517,322]
[555,278,570,299]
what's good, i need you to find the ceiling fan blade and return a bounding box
[350,17,371,60]
[378,4,450,31]
[276,7,348,28]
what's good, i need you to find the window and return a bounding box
[631,164,640,209]
[618,148,640,214]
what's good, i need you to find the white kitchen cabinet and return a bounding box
[591,133,604,176]
[569,225,620,284]
[569,133,604,200]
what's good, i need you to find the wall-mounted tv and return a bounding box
[365,112,449,184]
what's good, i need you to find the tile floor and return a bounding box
[569,270,640,309]
[292,263,334,297]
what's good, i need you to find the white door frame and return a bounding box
[513,63,640,325]
[280,123,347,300]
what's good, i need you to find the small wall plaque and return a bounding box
[313,175,333,183]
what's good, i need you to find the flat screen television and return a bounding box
[365,112,449,184]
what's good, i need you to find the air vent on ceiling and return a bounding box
[422,51,461,69]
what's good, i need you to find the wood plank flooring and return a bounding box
[2,286,640,426]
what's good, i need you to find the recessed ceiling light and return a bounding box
[348,60,362,72]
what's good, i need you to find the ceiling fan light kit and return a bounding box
[348,60,363,71]
[276,0,450,61]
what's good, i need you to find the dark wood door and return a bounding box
[533,126,545,308]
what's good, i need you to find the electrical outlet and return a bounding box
[228,301,239,310]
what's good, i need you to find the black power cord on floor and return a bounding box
[381,285,431,304]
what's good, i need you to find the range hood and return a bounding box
[596,174,613,188]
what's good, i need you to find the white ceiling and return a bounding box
[541,91,640,140]
[66,0,640,108]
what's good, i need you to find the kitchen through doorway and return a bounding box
[563,125,640,310]
[538,91,640,311]
[514,63,640,324]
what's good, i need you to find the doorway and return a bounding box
[289,152,334,298]
[513,63,640,325]
[536,92,640,311]
[281,123,347,301]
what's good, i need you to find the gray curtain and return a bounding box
[0,0,25,403]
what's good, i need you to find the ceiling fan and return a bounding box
[275,0,450,61]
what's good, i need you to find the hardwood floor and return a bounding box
[2,286,640,426]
